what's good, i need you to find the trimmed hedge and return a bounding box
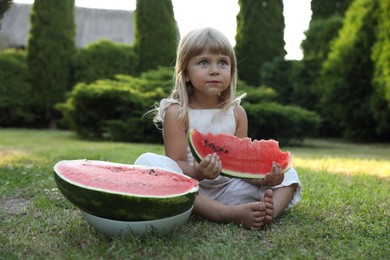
[57,75,164,143]
[58,71,321,143]
[239,83,321,144]
[139,67,174,94]
[243,102,321,144]
[238,83,278,103]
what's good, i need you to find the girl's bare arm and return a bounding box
[163,104,221,180]
[234,104,248,138]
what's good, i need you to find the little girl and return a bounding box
[135,27,301,230]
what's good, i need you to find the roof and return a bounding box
[0,3,134,48]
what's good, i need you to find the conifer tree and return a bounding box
[0,0,12,22]
[134,0,176,73]
[27,0,75,127]
[235,0,285,86]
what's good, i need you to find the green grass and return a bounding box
[1,129,389,259]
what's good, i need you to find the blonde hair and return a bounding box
[154,27,243,127]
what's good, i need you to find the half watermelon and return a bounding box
[54,160,199,221]
[188,129,292,179]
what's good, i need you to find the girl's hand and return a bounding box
[262,162,284,187]
[193,153,222,180]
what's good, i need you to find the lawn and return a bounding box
[0,129,389,259]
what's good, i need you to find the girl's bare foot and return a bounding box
[262,189,274,224]
[229,202,266,230]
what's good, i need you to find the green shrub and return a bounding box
[73,40,138,84]
[103,117,160,143]
[237,83,320,144]
[58,75,164,142]
[239,83,278,103]
[243,102,321,144]
[139,67,174,94]
[58,70,320,144]
[0,49,34,126]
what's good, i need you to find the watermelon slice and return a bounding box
[54,160,199,221]
[188,129,292,179]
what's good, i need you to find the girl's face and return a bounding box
[185,50,231,100]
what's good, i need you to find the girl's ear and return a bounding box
[185,73,190,82]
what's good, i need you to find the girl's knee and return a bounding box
[134,153,183,174]
[134,152,159,166]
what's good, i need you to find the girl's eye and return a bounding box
[199,60,208,65]
[219,60,228,66]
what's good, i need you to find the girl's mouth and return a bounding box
[207,80,220,83]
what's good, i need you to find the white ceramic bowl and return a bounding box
[81,206,193,237]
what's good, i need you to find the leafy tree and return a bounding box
[291,0,352,111]
[235,0,285,86]
[304,0,352,66]
[311,0,353,20]
[301,16,345,69]
[317,0,389,141]
[292,16,344,110]
[371,0,390,105]
[134,0,176,73]
[370,0,390,136]
[27,0,75,128]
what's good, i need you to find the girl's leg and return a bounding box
[188,185,295,229]
[134,152,183,173]
[262,189,274,224]
[272,184,298,219]
[261,184,297,224]
[269,167,301,220]
[134,153,298,229]
[193,193,267,230]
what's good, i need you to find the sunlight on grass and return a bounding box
[293,157,390,178]
[0,148,31,166]
[1,130,389,259]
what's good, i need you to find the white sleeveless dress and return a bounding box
[135,99,301,208]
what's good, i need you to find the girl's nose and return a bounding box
[210,64,219,75]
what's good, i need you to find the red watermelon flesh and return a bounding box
[188,129,292,179]
[54,160,199,220]
[56,160,197,197]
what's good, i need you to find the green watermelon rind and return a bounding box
[54,161,198,221]
[187,129,292,179]
[219,163,292,179]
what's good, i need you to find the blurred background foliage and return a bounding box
[0,0,388,143]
